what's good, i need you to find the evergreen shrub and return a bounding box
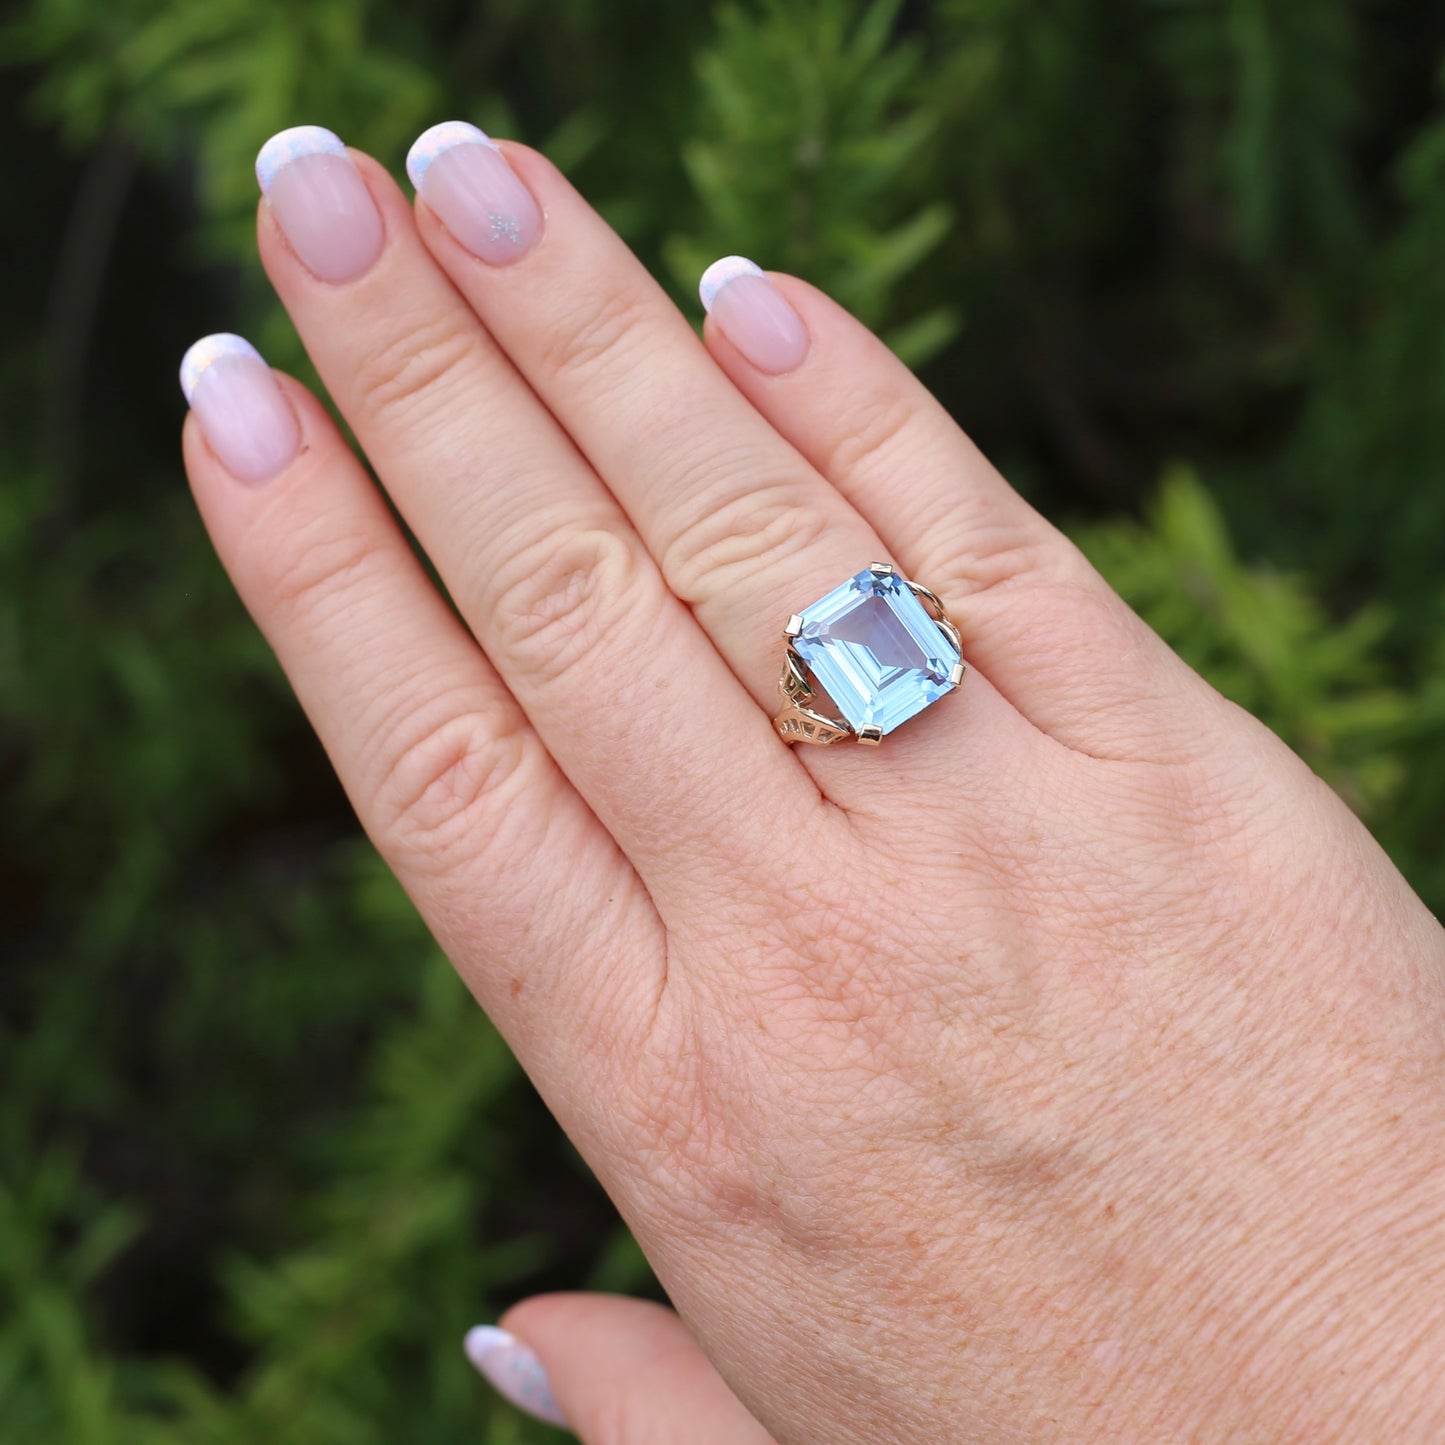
[2,2,1442,1438]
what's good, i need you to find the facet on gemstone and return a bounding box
[790,568,961,735]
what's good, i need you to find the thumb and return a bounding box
[464,1292,776,1443]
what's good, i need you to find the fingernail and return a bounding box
[406,121,543,265]
[180,334,300,484]
[256,125,384,284]
[699,255,810,375]
[464,1324,568,1428]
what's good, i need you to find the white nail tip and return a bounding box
[255,126,348,193]
[180,333,264,404]
[406,121,499,191]
[463,1324,568,1428]
[699,254,763,312]
[463,1324,512,1367]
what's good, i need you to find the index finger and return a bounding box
[179,338,662,1084]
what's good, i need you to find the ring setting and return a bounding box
[774,563,965,746]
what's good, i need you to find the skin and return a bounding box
[181,143,1445,1442]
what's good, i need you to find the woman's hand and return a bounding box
[180,124,1445,1442]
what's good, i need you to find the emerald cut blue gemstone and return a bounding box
[792,568,961,736]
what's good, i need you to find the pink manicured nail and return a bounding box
[180,334,300,484]
[699,255,810,375]
[255,126,384,284]
[406,121,543,265]
[464,1325,568,1428]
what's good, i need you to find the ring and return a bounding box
[774,563,966,746]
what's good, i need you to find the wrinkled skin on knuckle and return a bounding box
[926,515,1070,606]
[534,281,652,386]
[662,477,833,608]
[967,578,1165,719]
[351,309,478,427]
[491,526,650,686]
[252,511,383,629]
[819,385,922,482]
[371,703,534,877]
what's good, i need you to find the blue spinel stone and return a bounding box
[792,568,961,735]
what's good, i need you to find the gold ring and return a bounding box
[774,563,965,746]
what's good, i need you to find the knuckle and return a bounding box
[662,477,833,603]
[351,310,478,423]
[533,283,650,384]
[371,702,531,872]
[821,385,922,480]
[929,516,1076,603]
[257,513,382,624]
[493,526,647,685]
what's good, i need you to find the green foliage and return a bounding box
[0,1145,147,1445]
[1,0,444,276]
[1076,468,1434,817]
[2,0,1443,1437]
[1152,0,1364,266]
[664,0,959,365]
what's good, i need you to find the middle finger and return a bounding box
[404,124,893,695]
[402,123,1031,777]
[253,127,819,897]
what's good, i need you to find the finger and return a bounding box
[467,1295,777,1443]
[252,127,815,899]
[402,126,1034,771]
[702,271,1222,762]
[179,333,658,1086]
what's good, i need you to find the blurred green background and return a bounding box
[4,0,1445,1439]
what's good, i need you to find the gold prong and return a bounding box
[784,614,803,639]
[949,661,966,688]
[868,561,895,576]
[906,579,947,619]
[935,618,963,655]
[858,724,884,745]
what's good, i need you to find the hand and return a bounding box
[180,123,1445,1442]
